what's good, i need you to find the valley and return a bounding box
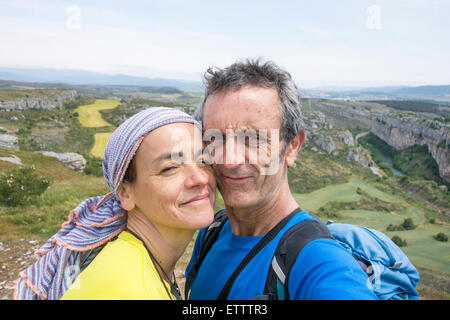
[0,83,448,300]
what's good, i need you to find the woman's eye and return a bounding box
[161,166,177,174]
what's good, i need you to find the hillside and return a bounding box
[0,67,203,89]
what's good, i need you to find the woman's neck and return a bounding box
[126,209,194,283]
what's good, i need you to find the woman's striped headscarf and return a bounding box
[14,107,201,300]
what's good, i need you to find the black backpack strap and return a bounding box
[261,217,334,300]
[217,207,302,300]
[185,209,228,299]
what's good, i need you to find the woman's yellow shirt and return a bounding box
[61,231,176,300]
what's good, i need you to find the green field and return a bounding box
[293,178,449,274]
[74,99,120,128]
[73,99,120,158]
[91,132,113,159]
[293,178,399,212]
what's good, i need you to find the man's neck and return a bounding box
[126,210,194,282]
[225,182,299,237]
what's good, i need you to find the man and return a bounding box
[185,59,377,300]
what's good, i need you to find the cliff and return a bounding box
[371,114,450,182]
[0,90,77,110]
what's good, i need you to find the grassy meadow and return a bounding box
[292,178,448,273]
[0,147,108,240]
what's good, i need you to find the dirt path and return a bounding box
[0,237,44,300]
[355,131,370,141]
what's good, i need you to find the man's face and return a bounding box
[202,85,287,209]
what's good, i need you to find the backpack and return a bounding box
[185,209,420,300]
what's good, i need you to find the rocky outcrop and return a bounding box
[0,90,77,110]
[371,114,450,182]
[346,146,369,166]
[304,111,333,132]
[312,133,336,154]
[338,130,355,147]
[40,151,86,172]
[0,134,18,149]
[320,102,375,119]
[0,155,21,165]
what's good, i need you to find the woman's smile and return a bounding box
[180,192,210,206]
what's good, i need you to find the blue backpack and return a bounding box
[185,209,420,300]
[327,221,420,300]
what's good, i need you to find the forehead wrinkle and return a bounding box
[203,86,282,132]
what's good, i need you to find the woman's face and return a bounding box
[120,122,216,231]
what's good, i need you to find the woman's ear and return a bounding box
[285,129,306,168]
[118,183,135,211]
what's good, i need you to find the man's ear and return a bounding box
[284,129,306,168]
[118,183,135,211]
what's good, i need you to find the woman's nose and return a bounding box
[184,164,210,188]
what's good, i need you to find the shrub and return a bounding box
[391,235,407,247]
[0,167,50,206]
[387,218,416,231]
[387,224,404,232]
[433,233,448,242]
[402,218,416,230]
[84,156,103,177]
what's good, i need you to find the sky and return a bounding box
[0,0,449,88]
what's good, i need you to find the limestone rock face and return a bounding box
[347,146,369,167]
[0,155,22,165]
[0,91,77,110]
[371,115,450,182]
[338,130,355,147]
[312,134,336,154]
[41,151,86,172]
[0,133,18,149]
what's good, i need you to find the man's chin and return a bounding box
[222,191,259,209]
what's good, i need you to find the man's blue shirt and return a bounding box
[185,210,378,300]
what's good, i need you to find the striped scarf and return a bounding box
[14,107,200,300]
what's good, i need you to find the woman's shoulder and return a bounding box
[61,231,169,300]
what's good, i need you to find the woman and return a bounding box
[14,107,216,300]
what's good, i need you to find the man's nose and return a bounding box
[221,137,246,169]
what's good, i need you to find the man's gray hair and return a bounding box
[195,58,305,143]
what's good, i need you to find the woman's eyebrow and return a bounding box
[152,152,180,164]
[152,149,204,165]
